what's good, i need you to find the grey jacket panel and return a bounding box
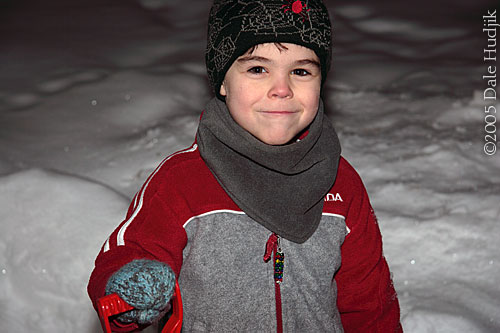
[179,211,346,332]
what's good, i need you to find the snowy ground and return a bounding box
[1,0,499,332]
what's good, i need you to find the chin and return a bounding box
[259,134,295,146]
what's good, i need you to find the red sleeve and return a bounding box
[87,161,189,332]
[335,163,402,332]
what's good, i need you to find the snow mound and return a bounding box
[0,169,129,332]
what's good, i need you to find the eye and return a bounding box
[291,69,311,76]
[248,66,267,74]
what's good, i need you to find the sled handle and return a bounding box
[97,280,183,333]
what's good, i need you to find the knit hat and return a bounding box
[206,0,332,100]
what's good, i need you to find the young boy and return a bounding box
[88,0,402,332]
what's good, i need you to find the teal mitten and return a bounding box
[105,259,175,325]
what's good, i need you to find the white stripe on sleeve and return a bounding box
[110,144,198,250]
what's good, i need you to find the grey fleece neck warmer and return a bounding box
[196,97,341,243]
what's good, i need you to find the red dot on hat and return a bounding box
[292,1,304,14]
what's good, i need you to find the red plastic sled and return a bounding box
[97,280,183,333]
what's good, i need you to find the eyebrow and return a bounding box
[236,56,320,68]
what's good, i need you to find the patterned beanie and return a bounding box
[206,0,332,99]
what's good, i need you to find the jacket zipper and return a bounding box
[264,233,284,333]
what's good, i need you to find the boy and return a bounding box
[88,0,402,332]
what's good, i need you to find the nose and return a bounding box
[268,74,293,99]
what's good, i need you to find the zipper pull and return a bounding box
[263,233,285,284]
[274,235,284,284]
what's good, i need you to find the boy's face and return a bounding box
[220,43,322,145]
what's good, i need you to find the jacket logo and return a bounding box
[324,193,343,202]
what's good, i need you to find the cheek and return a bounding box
[226,83,258,113]
[304,93,320,118]
[226,89,252,126]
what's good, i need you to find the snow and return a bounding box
[1,0,499,332]
[0,169,128,332]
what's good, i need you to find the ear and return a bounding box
[219,81,227,96]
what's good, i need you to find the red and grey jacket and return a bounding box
[88,143,402,332]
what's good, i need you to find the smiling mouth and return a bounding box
[259,110,298,114]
